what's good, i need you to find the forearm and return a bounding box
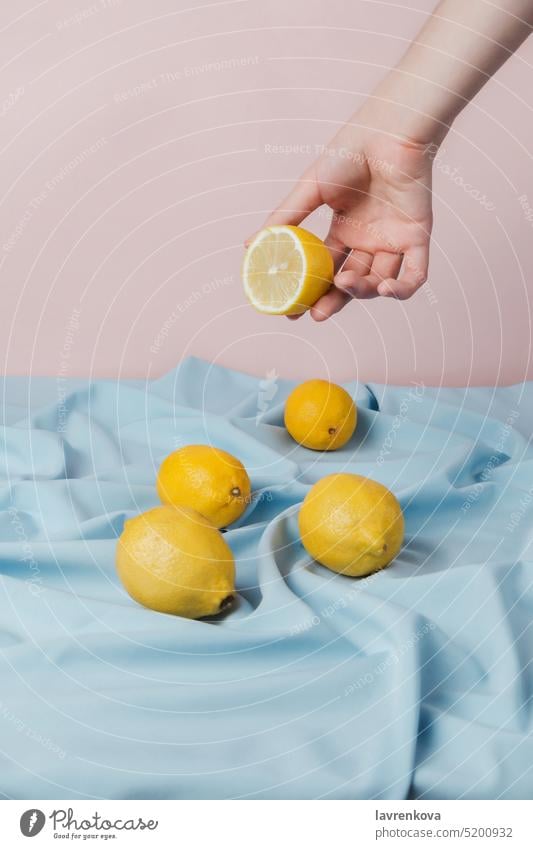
[359,0,533,145]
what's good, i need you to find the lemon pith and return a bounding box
[242,225,333,315]
[299,473,404,577]
[157,445,251,528]
[285,379,357,451]
[116,505,235,619]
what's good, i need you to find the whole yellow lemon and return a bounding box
[156,445,251,528]
[116,505,235,619]
[299,473,404,577]
[284,379,357,451]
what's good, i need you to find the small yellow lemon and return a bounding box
[284,379,357,451]
[156,444,251,528]
[116,505,235,619]
[299,473,404,577]
[242,225,333,315]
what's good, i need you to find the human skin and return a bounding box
[247,1,533,320]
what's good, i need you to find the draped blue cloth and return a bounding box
[1,357,532,799]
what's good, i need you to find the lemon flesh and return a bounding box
[299,473,404,577]
[285,379,357,451]
[116,505,235,619]
[243,225,333,315]
[157,444,251,529]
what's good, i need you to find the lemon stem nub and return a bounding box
[230,487,241,498]
[328,427,337,435]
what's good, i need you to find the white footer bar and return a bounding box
[2,799,530,848]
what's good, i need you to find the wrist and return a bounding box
[356,70,453,149]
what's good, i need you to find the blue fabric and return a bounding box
[1,357,532,800]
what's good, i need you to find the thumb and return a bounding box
[244,169,322,245]
[265,168,321,227]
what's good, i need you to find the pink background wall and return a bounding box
[1,0,532,386]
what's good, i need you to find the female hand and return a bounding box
[260,118,433,321]
[249,0,533,322]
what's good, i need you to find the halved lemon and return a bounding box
[242,225,333,315]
